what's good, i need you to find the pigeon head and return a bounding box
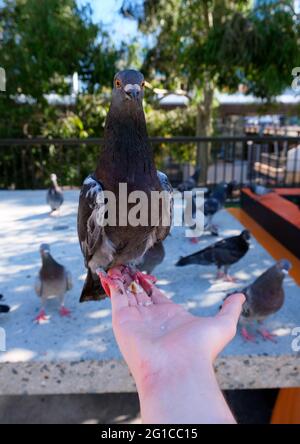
[241,230,251,242]
[50,173,57,182]
[40,243,51,257]
[277,259,291,275]
[112,70,145,107]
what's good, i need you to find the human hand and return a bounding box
[105,267,244,395]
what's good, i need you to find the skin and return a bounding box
[105,267,245,424]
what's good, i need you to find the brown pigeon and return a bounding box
[229,259,291,342]
[77,70,173,301]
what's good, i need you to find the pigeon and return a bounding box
[46,173,64,214]
[0,294,9,313]
[176,229,250,281]
[225,259,291,342]
[77,70,173,301]
[204,181,237,235]
[177,168,200,193]
[34,244,72,322]
[249,183,273,196]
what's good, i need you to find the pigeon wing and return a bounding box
[77,175,106,268]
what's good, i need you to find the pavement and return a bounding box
[0,190,299,395]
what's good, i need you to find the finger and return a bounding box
[126,288,138,307]
[107,277,129,313]
[148,282,172,305]
[130,283,153,306]
[216,293,245,326]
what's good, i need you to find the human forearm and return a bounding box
[136,359,236,424]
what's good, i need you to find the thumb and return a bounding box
[216,293,245,338]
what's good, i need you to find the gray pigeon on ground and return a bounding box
[34,244,72,322]
[176,230,250,281]
[46,173,64,214]
[226,259,291,342]
[77,70,173,301]
[177,168,200,193]
[0,294,9,313]
[204,181,237,235]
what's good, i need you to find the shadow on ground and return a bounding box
[0,390,278,424]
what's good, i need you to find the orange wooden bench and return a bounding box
[241,188,300,259]
[228,207,300,424]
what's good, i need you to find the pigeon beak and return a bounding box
[126,89,138,100]
[124,84,141,101]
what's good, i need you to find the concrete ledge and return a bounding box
[0,354,300,395]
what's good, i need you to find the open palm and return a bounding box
[106,267,244,388]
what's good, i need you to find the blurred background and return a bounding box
[1,0,300,190]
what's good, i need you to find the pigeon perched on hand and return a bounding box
[77,70,173,301]
[176,230,250,281]
[177,168,200,193]
[46,173,64,214]
[226,259,291,342]
[35,244,72,322]
[0,294,9,313]
[204,181,237,235]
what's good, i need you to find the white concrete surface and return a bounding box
[0,190,299,393]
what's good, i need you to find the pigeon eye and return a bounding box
[115,79,122,88]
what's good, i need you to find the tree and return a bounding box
[0,0,120,136]
[121,0,300,183]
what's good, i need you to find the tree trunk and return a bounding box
[196,84,214,185]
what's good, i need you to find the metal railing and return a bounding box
[0,136,299,189]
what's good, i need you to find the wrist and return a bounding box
[135,357,225,424]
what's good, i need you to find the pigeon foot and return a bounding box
[241,327,256,342]
[97,268,124,298]
[223,274,238,283]
[35,309,48,324]
[129,269,157,295]
[189,237,199,244]
[59,306,71,317]
[216,270,225,280]
[257,328,277,343]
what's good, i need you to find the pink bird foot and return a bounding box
[241,327,256,342]
[34,309,48,323]
[223,274,238,283]
[257,328,277,343]
[59,306,71,317]
[132,270,157,295]
[216,270,225,280]
[189,237,199,244]
[97,268,124,297]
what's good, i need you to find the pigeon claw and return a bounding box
[257,328,277,343]
[34,309,48,324]
[216,270,225,280]
[97,269,122,298]
[241,327,256,342]
[133,271,157,295]
[189,237,199,244]
[223,274,238,283]
[59,306,71,317]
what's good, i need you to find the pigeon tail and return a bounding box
[0,304,10,313]
[176,251,211,266]
[80,269,106,302]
